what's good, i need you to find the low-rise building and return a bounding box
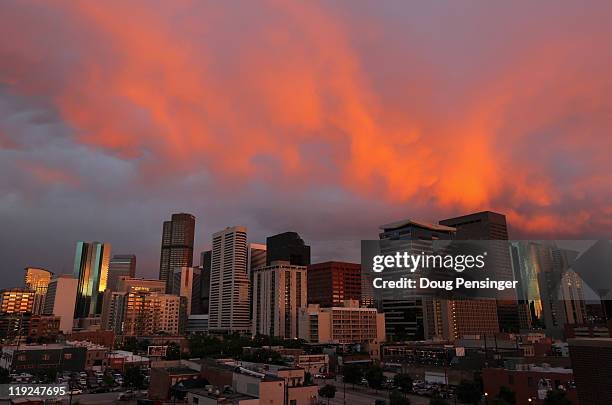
[483,364,577,405]
[0,343,87,372]
[298,300,385,344]
[149,361,203,400]
[569,337,612,405]
[66,340,108,369]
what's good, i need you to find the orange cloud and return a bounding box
[1,1,611,236]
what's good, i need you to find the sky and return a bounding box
[1,1,611,287]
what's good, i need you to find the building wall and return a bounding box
[159,213,195,291]
[307,262,361,308]
[0,289,35,314]
[569,338,612,405]
[209,226,250,333]
[252,261,307,338]
[483,367,577,405]
[299,302,384,344]
[43,275,78,333]
[24,267,53,315]
[73,241,111,318]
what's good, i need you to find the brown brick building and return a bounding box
[569,338,612,405]
[307,261,361,307]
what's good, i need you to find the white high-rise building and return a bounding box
[43,275,78,334]
[251,261,307,338]
[208,226,250,333]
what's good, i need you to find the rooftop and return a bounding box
[379,219,456,232]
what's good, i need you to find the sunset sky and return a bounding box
[1,1,611,286]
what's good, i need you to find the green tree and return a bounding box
[0,368,10,384]
[429,397,450,405]
[365,365,385,390]
[103,374,114,387]
[165,342,181,360]
[393,373,413,393]
[544,390,572,405]
[456,380,482,405]
[304,372,314,386]
[318,384,337,405]
[342,364,363,386]
[497,386,516,404]
[390,389,411,405]
[488,399,510,405]
[123,367,145,389]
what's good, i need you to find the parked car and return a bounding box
[69,389,83,395]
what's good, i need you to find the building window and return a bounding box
[290,401,297,405]
[41,354,51,361]
[64,353,73,360]
[17,355,26,361]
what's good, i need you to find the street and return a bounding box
[316,379,430,405]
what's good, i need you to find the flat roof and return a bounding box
[379,219,456,232]
[568,337,612,348]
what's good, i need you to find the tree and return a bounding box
[390,389,411,405]
[123,367,145,389]
[365,365,385,390]
[103,373,115,387]
[497,386,516,404]
[304,372,314,386]
[342,364,363,386]
[318,384,337,405]
[544,390,572,405]
[429,397,450,405]
[0,368,10,384]
[165,342,181,360]
[488,399,510,405]
[456,380,482,405]
[393,373,413,393]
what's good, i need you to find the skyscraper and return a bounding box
[24,267,53,315]
[43,275,78,333]
[107,254,136,291]
[378,219,456,340]
[208,226,250,333]
[73,241,111,318]
[171,267,203,316]
[307,262,361,308]
[159,213,195,291]
[440,211,519,332]
[266,232,310,266]
[251,261,307,338]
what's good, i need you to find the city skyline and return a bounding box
[2,2,612,289]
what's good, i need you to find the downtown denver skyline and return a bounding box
[1,1,611,287]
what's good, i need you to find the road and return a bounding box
[316,379,430,405]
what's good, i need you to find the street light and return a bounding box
[484,392,489,405]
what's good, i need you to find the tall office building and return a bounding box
[43,275,78,333]
[440,211,519,332]
[159,213,195,291]
[266,232,310,266]
[248,243,267,320]
[73,241,111,318]
[107,255,136,291]
[378,219,456,340]
[511,241,586,338]
[0,289,35,314]
[101,277,166,333]
[251,261,307,338]
[24,267,53,315]
[308,262,361,308]
[209,226,250,333]
[119,292,187,336]
[171,267,203,316]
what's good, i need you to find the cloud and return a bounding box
[0,0,611,285]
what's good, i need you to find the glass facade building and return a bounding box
[73,241,111,318]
